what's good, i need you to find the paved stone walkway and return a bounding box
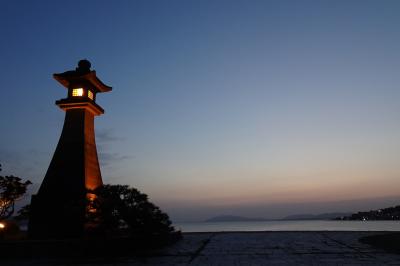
[2,232,400,265]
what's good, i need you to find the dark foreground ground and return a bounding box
[1,231,400,265]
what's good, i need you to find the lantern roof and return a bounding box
[53,60,112,93]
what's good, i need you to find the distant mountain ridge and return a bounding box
[282,212,352,220]
[205,212,352,222]
[205,215,268,222]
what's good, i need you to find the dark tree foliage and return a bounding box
[0,164,32,221]
[14,204,30,221]
[89,184,180,243]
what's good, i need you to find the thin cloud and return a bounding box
[96,128,124,144]
[99,152,133,167]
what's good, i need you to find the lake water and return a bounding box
[174,220,400,232]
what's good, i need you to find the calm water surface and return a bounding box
[174,220,400,232]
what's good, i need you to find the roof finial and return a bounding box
[76,59,91,74]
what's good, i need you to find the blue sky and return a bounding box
[1,0,400,221]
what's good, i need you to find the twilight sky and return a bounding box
[1,0,400,221]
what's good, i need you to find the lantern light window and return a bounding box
[88,90,94,100]
[72,88,84,97]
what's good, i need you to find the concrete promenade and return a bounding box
[2,231,400,265]
[140,231,400,265]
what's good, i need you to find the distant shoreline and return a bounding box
[203,212,352,223]
[182,230,395,234]
[174,220,400,233]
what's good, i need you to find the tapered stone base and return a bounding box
[28,108,103,238]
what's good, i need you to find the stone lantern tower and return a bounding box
[28,60,112,238]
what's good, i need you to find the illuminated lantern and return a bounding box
[28,60,112,238]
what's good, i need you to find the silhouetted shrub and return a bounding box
[0,164,32,221]
[88,184,181,246]
[14,204,30,221]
